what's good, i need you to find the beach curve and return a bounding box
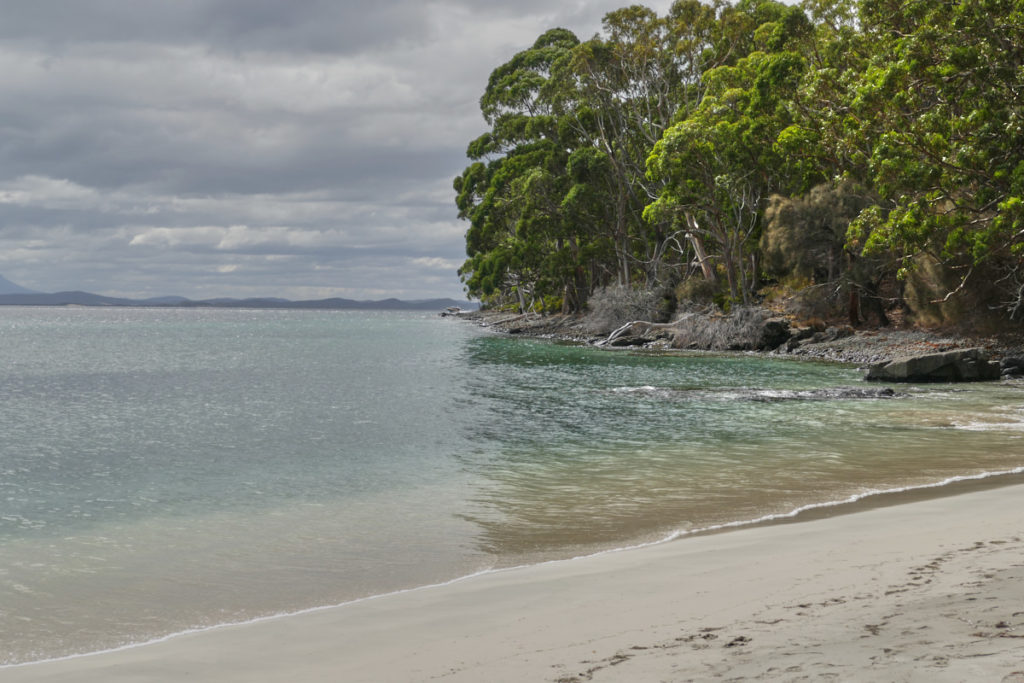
[6,480,1024,682]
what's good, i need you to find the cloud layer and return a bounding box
[0,0,670,300]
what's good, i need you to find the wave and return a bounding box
[609,385,904,401]
[7,465,1024,670]
[655,466,1024,539]
[953,419,1024,432]
[610,385,661,394]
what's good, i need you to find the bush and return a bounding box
[671,306,780,351]
[532,295,564,314]
[786,283,845,322]
[586,285,673,334]
[675,277,719,308]
[761,181,871,284]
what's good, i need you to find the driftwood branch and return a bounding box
[597,319,680,346]
[488,313,536,327]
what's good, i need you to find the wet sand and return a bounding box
[6,482,1024,682]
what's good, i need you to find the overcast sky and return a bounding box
[0,0,677,301]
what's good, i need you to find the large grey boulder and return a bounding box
[1000,356,1024,377]
[758,318,792,351]
[865,348,1001,382]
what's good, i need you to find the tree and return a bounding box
[457,4,728,311]
[454,29,581,311]
[646,0,812,304]
[844,0,1024,318]
[551,2,729,289]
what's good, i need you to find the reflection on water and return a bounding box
[3,309,1024,664]
[456,336,1024,562]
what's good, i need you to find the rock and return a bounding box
[1000,356,1024,377]
[749,387,902,401]
[608,335,645,347]
[784,324,854,353]
[759,318,791,351]
[865,348,1002,382]
[790,326,817,342]
[810,325,854,344]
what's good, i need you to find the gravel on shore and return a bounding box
[456,309,1024,367]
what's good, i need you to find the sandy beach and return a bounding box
[5,481,1024,682]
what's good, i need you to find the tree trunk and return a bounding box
[739,254,750,305]
[848,288,861,327]
[684,212,716,283]
[749,252,760,296]
[862,281,890,327]
[722,250,738,302]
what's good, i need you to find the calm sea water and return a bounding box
[2,306,1024,665]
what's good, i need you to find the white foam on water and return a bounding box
[611,385,660,394]
[951,408,1024,432]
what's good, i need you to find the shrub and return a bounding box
[761,181,871,284]
[532,295,564,314]
[586,285,673,334]
[672,307,772,350]
[675,276,719,308]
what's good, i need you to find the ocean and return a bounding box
[2,306,1023,665]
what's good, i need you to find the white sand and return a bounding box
[7,483,1024,683]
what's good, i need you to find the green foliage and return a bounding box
[835,0,1024,317]
[647,2,812,305]
[456,0,1024,325]
[761,181,869,283]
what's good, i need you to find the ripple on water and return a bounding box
[2,309,1024,664]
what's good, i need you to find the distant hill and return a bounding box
[140,295,191,305]
[0,274,39,295]
[0,289,476,311]
[0,291,132,306]
[173,296,475,311]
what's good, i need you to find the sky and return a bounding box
[0,0,676,301]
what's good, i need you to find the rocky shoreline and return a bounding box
[456,308,1024,372]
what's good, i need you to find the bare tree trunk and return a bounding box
[516,285,527,314]
[739,254,750,306]
[616,188,630,286]
[749,252,760,296]
[725,255,739,302]
[684,212,716,283]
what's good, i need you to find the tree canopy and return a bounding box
[456,0,1024,327]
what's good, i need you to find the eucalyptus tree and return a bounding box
[454,29,582,311]
[646,0,812,304]
[764,0,898,324]
[843,0,1024,318]
[553,1,724,289]
[457,2,729,310]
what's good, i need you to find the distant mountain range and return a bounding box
[0,273,39,295]
[0,276,476,311]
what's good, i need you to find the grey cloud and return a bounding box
[1,0,432,55]
[0,0,673,300]
[0,0,611,55]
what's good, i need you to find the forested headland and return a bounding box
[454,0,1024,332]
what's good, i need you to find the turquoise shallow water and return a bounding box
[2,307,1024,664]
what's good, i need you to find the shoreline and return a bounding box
[458,308,1024,366]
[7,467,1024,681]
[8,479,1024,679]
[7,310,1024,679]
